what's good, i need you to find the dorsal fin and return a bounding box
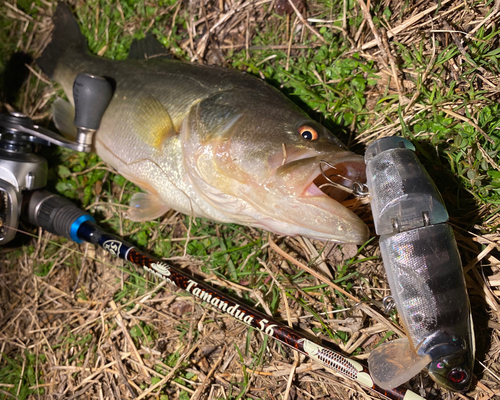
[128,34,172,60]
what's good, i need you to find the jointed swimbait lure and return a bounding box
[363,137,475,392]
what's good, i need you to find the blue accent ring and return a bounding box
[70,215,95,243]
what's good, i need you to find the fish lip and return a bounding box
[268,151,368,243]
[299,153,366,200]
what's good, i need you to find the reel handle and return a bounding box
[73,74,113,131]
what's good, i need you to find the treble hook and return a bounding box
[382,295,397,314]
[319,160,369,198]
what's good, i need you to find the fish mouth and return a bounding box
[302,156,367,202]
[273,153,369,242]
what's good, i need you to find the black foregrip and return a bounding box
[27,190,93,241]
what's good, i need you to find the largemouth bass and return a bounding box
[37,3,369,243]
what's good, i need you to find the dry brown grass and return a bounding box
[1,0,500,399]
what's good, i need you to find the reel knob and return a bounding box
[73,74,113,150]
[73,74,113,130]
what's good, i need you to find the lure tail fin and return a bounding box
[37,2,87,78]
[367,338,431,390]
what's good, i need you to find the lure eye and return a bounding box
[448,368,468,384]
[299,126,318,141]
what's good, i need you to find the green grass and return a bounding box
[0,351,45,400]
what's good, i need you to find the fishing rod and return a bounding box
[0,72,425,399]
[22,189,424,400]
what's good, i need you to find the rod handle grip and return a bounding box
[26,190,94,243]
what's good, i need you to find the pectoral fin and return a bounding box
[127,192,170,221]
[133,96,175,150]
[367,338,431,390]
[52,98,77,140]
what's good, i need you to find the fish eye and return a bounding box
[299,126,318,141]
[448,368,468,384]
